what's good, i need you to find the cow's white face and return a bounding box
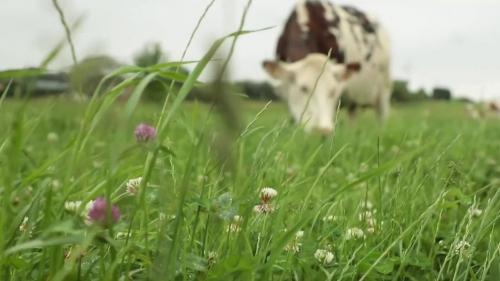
[263,54,360,135]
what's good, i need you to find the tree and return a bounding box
[432,87,452,100]
[133,43,165,67]
[391,80,411,102]
[133,42,191,102]
[69,55,120,95]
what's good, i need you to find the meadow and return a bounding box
[0,0,499,279]
[0,96,499,280]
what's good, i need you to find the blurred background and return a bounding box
[1,0,499,101]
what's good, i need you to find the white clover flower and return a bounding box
[366,218,377,228]
[158,212,166,221]
[346,227,365,240]
[314,249,334,265]
[361,200,373,210]
[284,242,302,254]
[47,132,59,143]
[284,230,305,254]
[253,203,275,215]
[226,215,243,233]
[469,208,482,217]
[322,215,338,223]
[64,201,82,213]
[453,240,471,256]
[208,251,218,267]
[19,216,29,232]
[83,201,94,225]
[390,145,401,154]
[51,179,62,190]
[260,187,278,203]
[358,211,373,221]
[360,162,369,173]
[115,232,129,240]
[126,177,143,196]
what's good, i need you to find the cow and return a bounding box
[485,100,500,118]
[263,0,392,134]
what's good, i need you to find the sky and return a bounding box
[1,0,500,100]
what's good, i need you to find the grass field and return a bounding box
[0,97,499,280]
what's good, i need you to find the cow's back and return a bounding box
[277,0,391,105]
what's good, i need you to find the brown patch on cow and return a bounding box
[277,2,344,64]
[490,102,500,111]
[262,60,294,81]
[342,63,362,80]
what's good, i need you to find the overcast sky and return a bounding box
[1,0,499,100]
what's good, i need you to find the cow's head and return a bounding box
[263,53,361,135]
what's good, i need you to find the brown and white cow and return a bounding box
[263,0,392,134]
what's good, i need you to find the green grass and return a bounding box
[0,97,498,280]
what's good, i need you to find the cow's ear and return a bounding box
[263,60,294,81]
[341,63,362,80]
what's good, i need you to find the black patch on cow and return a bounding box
[341,5,376,34]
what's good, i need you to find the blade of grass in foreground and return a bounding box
[156,26,272,136]
[0,80,12,111]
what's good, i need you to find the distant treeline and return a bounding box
[0,43,459,103]
[0,68,457,104]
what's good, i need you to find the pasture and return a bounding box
[0,98,499,280]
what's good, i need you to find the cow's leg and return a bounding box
[375,90,391,122]
[348,103,358,120]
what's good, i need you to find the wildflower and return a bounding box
[366,218,377,228]
[360,162,369,173]
[453,240,471,256]
[259,187,278,203]
[64,201,82,213]
[92,160,103,168]
[322,215,338,223]
[253,203,275,215]
[358,211,373,221]
[126,177,143,196]
[51,179,62,190]
[47,132,59,143]
[284,230,304,254]
[134,123,157,143]
[19,216,29,232]
[346,227,365,240]
[207,251,218,267]
[314,249,335,265]
[226,215,243,233]
[87,197,121,227]
[115,232,129,240]
[64,245,87,260]
[254,187,277,215]
[360,200,373,210]
[466,104,480,120]
[469,207,482,217]
[390,145,400,154]
[158,212,166,221]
